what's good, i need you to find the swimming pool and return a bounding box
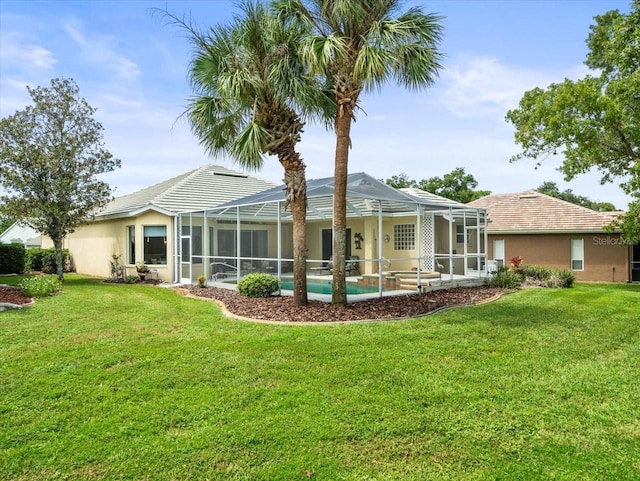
[280,279,380,295]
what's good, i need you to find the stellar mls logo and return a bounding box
[592,236,623,246]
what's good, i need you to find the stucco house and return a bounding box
[53,164,277,281]
[0,222,41,248]
[469,190,638,282]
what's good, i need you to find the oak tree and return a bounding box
[506,1,639,241]
[0,78,121,279]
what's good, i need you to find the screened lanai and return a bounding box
[176,172,490,297]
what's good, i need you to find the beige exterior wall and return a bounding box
[63,211,176,281]
[486,232,630,282]
[305,215,456,274]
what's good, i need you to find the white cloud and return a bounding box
[0,31,56,69]
[437,55,588,119]
[64,22,142,81]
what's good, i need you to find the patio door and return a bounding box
[321,228,351,263]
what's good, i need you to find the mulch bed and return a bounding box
[0,286,33,306]
[181,285,506,323]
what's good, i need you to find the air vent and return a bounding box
[519,193,539,199]
[212,172,248,179]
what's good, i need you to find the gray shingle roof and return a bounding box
[97,164,278,219]
[468,190,619,233]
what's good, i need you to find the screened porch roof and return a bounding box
[186,172,484,221]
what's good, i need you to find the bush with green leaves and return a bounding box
[486,267,524,289]
[18,275,62,298]
[554,269,576,288]
[0,242,26,274]
[25,247,73,273]
[522,265,553,282]
[237,273,279,298]
[521,265,576,288]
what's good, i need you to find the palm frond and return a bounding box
[231,122,270,170]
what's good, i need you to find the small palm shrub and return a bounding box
[237,273,279,298]
[487,267,524,289]
[522,265,553,282]
[555,269,576,288]
[18,275,62,297]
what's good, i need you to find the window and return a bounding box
[571,239,584,271]
[393,224,415,250]
[126,226,135,265]
[143,225,167,264]
[217,229,268,258]
[456,225,470,245]
[493,239,505,268]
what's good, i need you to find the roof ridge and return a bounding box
[531,190,617,218]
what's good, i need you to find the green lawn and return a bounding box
[1,275,639,480]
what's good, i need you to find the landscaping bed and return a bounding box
[182,285,506,322]
[0,285,33,306]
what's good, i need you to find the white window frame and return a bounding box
[143,225,168,265]
[493,239,505,269]
[571,238,584,271]
[393,224,415,251]
[126,225,135,265]
[456,224,471,245]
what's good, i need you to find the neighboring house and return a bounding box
[177,172,491,294]
[469,190,638,282]
[52,164,277,281]
[0,222,41,248]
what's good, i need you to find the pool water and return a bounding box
[280,279,379,295]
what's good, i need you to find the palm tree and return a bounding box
[276,0,444,306]
[161,2,333,305]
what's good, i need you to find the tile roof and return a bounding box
[468,190,619,233]
[97,164,278,218]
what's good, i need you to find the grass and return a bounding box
[1,275,639,480]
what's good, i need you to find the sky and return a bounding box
[0,0,634,209]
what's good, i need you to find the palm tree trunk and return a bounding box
[283,157,308,306]
[332,111,352,306]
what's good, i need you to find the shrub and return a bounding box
[487,267,524,289]
[26,248,73,273]
[18,275,62,297]
[237,273,279,298]
[197,274,206,288]
[509,255,523,272]
[522,265,552,281]
[0,243,26,274]
[520,265,576,288]
[556,269,576,288]
[125,275,139,284]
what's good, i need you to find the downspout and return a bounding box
[378,200,383,298]
[236,206,241,279]
[416,204,421,291]
[448,206,454,281]
[277,200,282,291]
[173,214,180,283]
[484,209,489,274]
[476,209,481,278]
